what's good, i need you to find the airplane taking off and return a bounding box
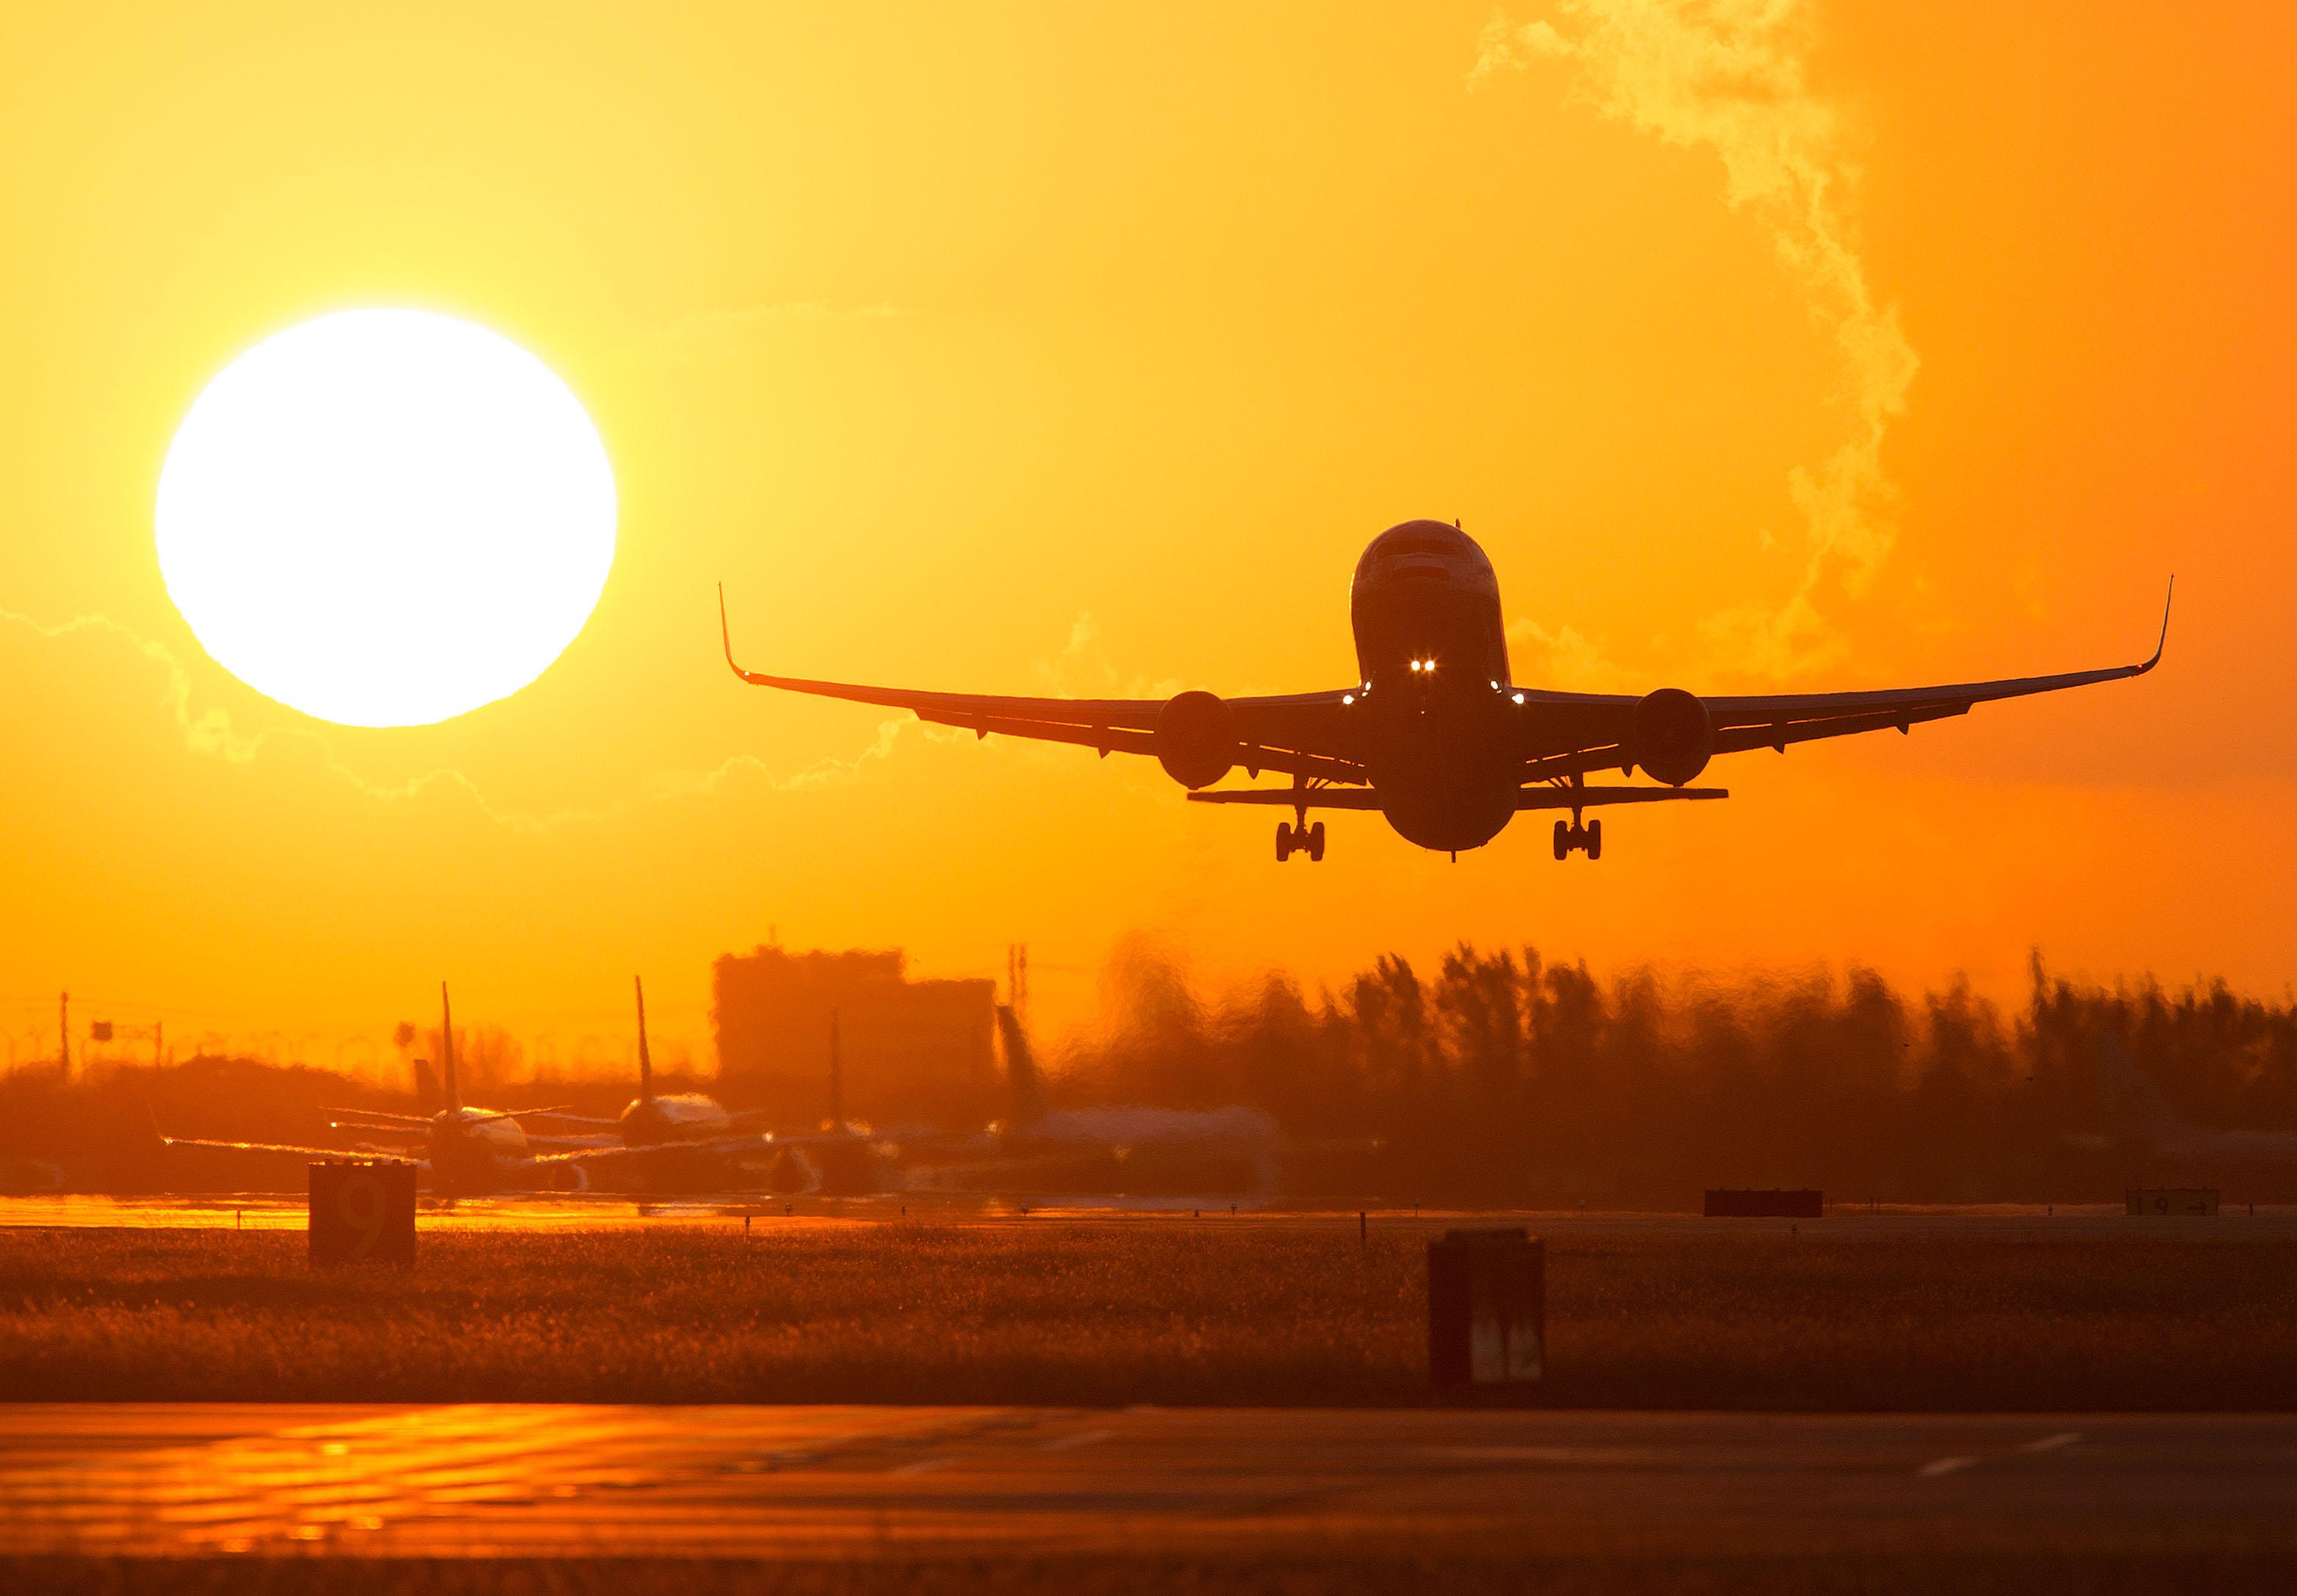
[722,521,2171,860]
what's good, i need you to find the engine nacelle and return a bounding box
[1155,690,1238,788]
[1629,687,1713,786]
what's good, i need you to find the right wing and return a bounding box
[1513,581,2173,780]
[721,587,1367,783]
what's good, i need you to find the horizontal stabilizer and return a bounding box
[1187,784,1727,810]
[1186,788,1385,809]
[1514,785,1727,810]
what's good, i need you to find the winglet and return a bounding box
[2138,575,2174,674]
[718,584,766,684]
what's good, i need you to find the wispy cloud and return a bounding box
[1505,615,1638,692]
[1475,0,1919,677]
[1030,614,1186,702]
[0,605,913,833]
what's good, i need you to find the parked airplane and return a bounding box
[890,1005,1281,1200]
[2088,1030,2297,1167]
[161,983,752,1195]
[527,977,786,1190]
[722,522,2169,860]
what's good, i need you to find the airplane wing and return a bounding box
[162,1132,421,1165]
[721,588,1362,783]
[723,580,2168,793]
[528,1132,775,1169]
[1514,581,2174,782]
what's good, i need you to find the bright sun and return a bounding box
[157,309,617,728]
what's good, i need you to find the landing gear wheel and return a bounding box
[1276,822,1294,862]
[1586,818,1602,860]
[1553,819,1570,861]
[1306,821,1326,863]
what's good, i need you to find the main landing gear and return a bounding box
[1276,819,1326,863]
[1553,816,1602,860]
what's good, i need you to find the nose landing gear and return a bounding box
[1553,816,1602,860]
[1276,819,1326,862]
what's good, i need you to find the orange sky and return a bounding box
[1,1,2291,1073]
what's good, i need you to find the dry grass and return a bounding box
[4,1221,2297,1409]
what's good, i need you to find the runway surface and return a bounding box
[4,1402,2296,1564]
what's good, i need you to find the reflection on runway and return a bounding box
[4,1403,2296,1564]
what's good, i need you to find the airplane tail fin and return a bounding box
[410,1057,440,1114]
[996,1003,1046,1126]
[827,1007,844,1132]
[439,982,461,1112]
[2093,1028,2184,1144]
[634,975,654,1105]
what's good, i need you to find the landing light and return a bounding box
[1512,692,1525,705]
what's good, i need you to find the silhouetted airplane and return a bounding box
[722,521,2171,860]
[2085,1031,2297,1167]
[528,977,786,1190]
[162,983,753,1195]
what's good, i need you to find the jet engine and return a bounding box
[1155,690,1238,788]
[1628,688,1714,786]
[547,1162,592,1193]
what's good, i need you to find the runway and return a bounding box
[4,1402,2296,1568]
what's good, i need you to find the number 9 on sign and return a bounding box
[309,1161,417,1266]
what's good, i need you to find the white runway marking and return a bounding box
[2020,1431,2082,1453]
[1043,1429,1113,1452]
[890,1455,955,1475]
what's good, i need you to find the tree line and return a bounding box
[1051,944,2297,1204]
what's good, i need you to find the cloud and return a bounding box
[1504,615,1636,692]
[1475,0,1920,677]
[0,605,915,833]
[632,301,913,365]
[1030,614,1186,703]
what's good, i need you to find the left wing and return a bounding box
[1516,581,2173,780]
[721,588,1364,783]
[161,1132,423,1166]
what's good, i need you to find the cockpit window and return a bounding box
[1380,536,1451,557]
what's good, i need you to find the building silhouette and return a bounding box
[712,946,997,1129]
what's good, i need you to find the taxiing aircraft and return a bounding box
[162,983,752,1195]
[2086,1031,2297,1168]
[722,521,2170,860]
[526,977,786,1190]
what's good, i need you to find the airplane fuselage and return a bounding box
[1348,521,1523,852]
[618,1093,736,1146]
[426,1107,531,1194]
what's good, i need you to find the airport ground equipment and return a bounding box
[1428,1227,1543,1390]
[309,1160,417,1265]
[2127,1188,2220,1216]
[1705,1188,1824,1218]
